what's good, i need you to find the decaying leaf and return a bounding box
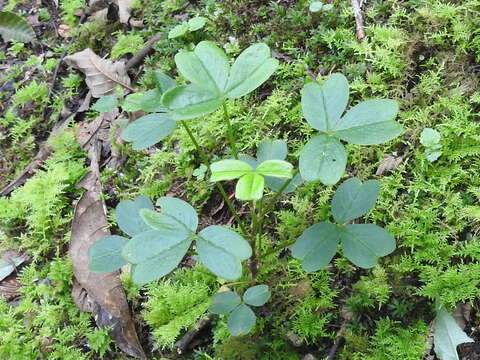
[375,154,403,176]
[69,142,145,358]
[88,0,134,24]
[434,307,473,360]
[117,0,134,24]
[64,48,133,98]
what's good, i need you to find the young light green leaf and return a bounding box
[162,84,222,120]
[92,95,118,112]
[168,23,189,39]
[115,195,154,237]
[188,16,207,31]
[88,235,129,273]
[299,134,347,184]
[256,160,293,178]
[332,99,402,145]
[226,43,279,99]
[236,173,265,200]
[434,307,473,360]
[331,178,380,224]
[0,255,25,282]
[228,304,256,336]
[175,41,229,94]
[0,11,35,42]
[301,73,349,132]
[340,224,395,268]
[197,225,252,280]
[122,90,167,113]
[291,222,339,272]
[122,113,177,150]
[210,159,253,181]
[154,72,177,94]
[156,197,199,232]
[210,291,242,314]
[243,285,270,307]
[256,139,288,162]
[420,128,441,147]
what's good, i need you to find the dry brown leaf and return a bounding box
[58,24,72,38]
[88,0,133,24]
[69,142,145,359]
[375,154,403,176]
[64,48,133,98]
[117,0,134,24]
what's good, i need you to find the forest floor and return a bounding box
[1,0,480,359]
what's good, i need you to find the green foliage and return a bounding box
[0,11,35,43]
[169,16,207,39]
[59,0,86,26]
[420,127,442,162]
[292,177,395,271]
[142,265,217,348]
[111,33,144,59]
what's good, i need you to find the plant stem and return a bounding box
[249,201,259,280]
[180,120,249,238]
[260,239,296,259]
[222,102,239,159]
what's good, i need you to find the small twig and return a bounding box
[351,0,365,41]
[326,336,345,360]
[173,316,213,354]
[125,32,162,71]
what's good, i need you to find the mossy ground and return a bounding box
[1,0,480,359]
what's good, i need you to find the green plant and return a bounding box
[420,127,442,162]
[88,41,401,336]
[169,16,207,39]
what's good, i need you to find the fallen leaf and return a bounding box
[0,255,25,282]
[434,307,473,360]
[69,141,145,359]
[375,154,403,176]
[64,48,133,98]
[58,24,71,38]
[117,0,134,24]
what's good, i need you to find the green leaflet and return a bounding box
[197,225,252,280]
[115,195,154,237]
[92,95,118,113]
[122,113,177,150]
[243,285,271,307]
[210,160,253,181]
[88,235,129,273]
[331,178,380,224]
[299,134,346,185]
[291,222,339,272]
[210,291,242,314]
[339,224,396,268]
[228,304,257,336]
[0,11,35,42]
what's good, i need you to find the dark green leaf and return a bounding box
[265,172,303,194]
[92,95,118,112]
[256,139,287,162]
[226,43,278,98]
[210,291,242,314]
[301,73,349,132]
[162,84,222,120]
[299,134,347,184]
[0,11,35,42]
[332,99,402,145]
[197,225,252,280]
[175,41,229,94]
[331,178,380,223]
[122,113,177,150]
[236,173,265,200]
[155,197,199,232]
[243,285,270,307]
[210,159,253,181]
[291,222,339,272]
[228,304,256,336]
[340,224,396,268]
[115,195,154,237]
[154,72,177,94]
[88,235,129,273]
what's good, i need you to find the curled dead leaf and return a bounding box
[375,154,403,176]
[58,24,71,38]
[64,48,133,98]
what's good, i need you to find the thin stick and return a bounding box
[351,0,366,41]
[174,316,213,354]
[125,32,162,71]
[327,336,346,360]
[222,103,239,159]
[180,120,249,238]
